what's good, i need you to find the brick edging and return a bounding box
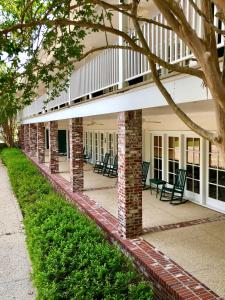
[143,214,225,234]
[26,153,223,300]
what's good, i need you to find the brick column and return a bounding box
[118,110,142,239]
[49,121,59,173]
[29,123,37,156]
[69,118,84,192]
[24,124,30,153]
[37,123,45,163]
[18,125,25,149]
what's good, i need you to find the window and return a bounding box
[208,142,225,202]
[85,132,88,154]
[168,137,180,184]
[94,132,98,161]
[186,138,200,194]
[108,133,114,164]
[115,133,118,154]
[90,132,93,159]
[153,136,162,179]
[100,133,104,161]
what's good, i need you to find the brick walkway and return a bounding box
[27,153,223,300]
[142,214,225,234]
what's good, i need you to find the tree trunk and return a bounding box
[0,117,16,147]
[214,102,225,167]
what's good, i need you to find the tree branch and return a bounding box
[149,59,216,142]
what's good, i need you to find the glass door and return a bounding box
[100,132,105,162]
[207,142,225,210]
[168,136,180,184]
[107,133,114,165]
[89,132,93,163]
[153,136,163,179]
[94,132,99,162]
[185,137,201,201]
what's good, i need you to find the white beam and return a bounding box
[22,74,211,124]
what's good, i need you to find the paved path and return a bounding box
[0,160,35,300]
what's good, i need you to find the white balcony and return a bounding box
[20,3,224,121]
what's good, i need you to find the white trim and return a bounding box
[183,135,201,203]
[206,140,225,212]
[22,74,210,124]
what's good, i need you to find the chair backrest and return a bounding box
[174,169,187,191]
[142,161,150,180]
[103,153,110,165]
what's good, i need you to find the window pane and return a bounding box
[174,137,179,147]
[194,166,200,180]
[169,149,174,160]
[154,136,158,147]
[169,161,174,172]
[169,137,174,148]
[218,170,225,186]
[159,147,162,158]
[194,152,200,165]
[175,162,179,172]
[159,136,162,147]
[169,173,174,184]
[187,138,193,151]
[158,159,162,169]
[209,184,217,199]
[218,186,225,202]
[194,138,200,151]
[218,159,225,170]
[194,181,200,194]
[186,178,193,191]
[187,164,193,178]
[154,158,158,169]
[159,170,162,179]
[174,149,180,161]
[209,169,217,184]
[154,147,158,157]
[187,151,193,164]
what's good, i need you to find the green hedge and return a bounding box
[1,148,153,300]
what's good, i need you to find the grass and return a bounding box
[1,148,153,300]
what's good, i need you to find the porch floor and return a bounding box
[45,157,225,298]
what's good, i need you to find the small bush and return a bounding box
[1,148,153,300]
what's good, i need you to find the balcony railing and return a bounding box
[21,2,224,120]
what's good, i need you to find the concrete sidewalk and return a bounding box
[0,160,35,299]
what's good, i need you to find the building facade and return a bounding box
[18,2,225,239]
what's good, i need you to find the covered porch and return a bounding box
[20,99,225,299]
[43,157,225,298]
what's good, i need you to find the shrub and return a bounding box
[1,148,153,300]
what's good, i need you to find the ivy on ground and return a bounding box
[1,148,153,300]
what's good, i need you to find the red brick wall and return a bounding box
[118,110,142,238]
[69,118,84,192]
[18,125,25,149]
[29,123,37,157]
[37,123,45,163]
[24,124,30,153]
[49,121,59,173]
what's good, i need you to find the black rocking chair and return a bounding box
[93,153,110,174]
[160,169,187,205]
[142,161,150,189]
[103,154,118,177]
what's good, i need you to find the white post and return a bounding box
[200,138,207,205]
[118,6,128,89]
